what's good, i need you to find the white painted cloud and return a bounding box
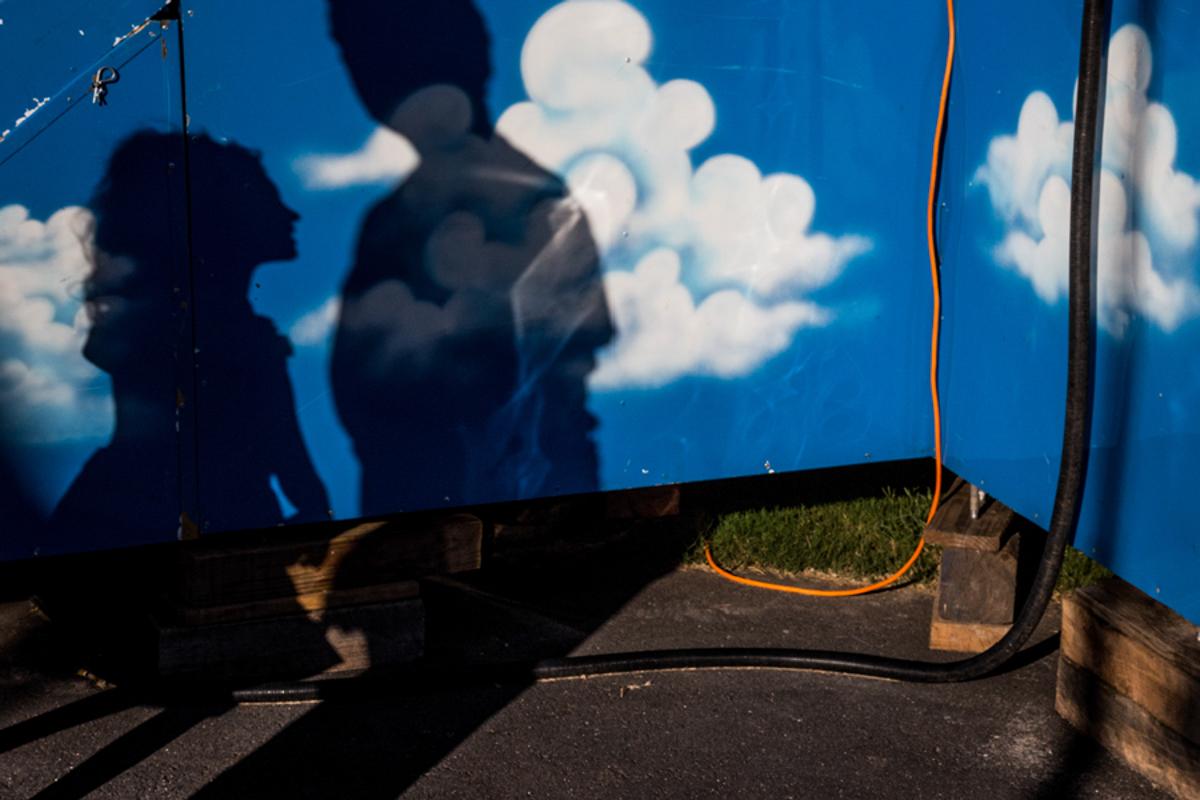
[296,127,420,190]
[502,0,867,387]
[976,24,1200,335]
[501,0,868,388]
[497,1,868,294]
[0,204,113,442]
[289,296,341,346]
[590,249,829,389]
[292,0,868,385]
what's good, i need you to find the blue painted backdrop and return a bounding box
[170,0,937,521]
[940,0,1200,622]
[0,1,1195,622]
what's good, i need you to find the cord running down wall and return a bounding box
[703,0,956,598]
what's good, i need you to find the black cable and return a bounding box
[188,0,1108,704]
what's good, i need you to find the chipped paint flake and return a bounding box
[112,1,176,48]
[112,19,152,48]
[2,4,172,147]
[17,98,52,126]
[2,97,52,142]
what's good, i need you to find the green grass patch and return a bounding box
[690,489,938,585]
[690,489,1111,594]
[1056,546,1113,594]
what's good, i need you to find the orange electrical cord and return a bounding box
[705,0,955,598]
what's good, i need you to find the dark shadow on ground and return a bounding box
[1032,733,1106,800]
[27,705,222,800]
[1,457,941,796]
[188,509,698,798]
[1029,604,1107,800]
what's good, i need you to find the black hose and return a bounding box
[219,0,1107,703]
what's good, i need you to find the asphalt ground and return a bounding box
[0,555,1173,799]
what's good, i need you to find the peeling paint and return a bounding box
[112,19,150,48]
[14,98,50,128]
[0,97,51,144]
[1,3,172,148]
[112,1,178,47]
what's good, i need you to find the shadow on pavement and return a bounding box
[5,459,1138,799]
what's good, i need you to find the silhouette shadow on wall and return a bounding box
[0,451,40,560]
[48,131,329,550]
[328,0,614,516]
[189,2,619,795]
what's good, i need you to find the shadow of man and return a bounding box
[328,0,614,516]
[185,5,620,796]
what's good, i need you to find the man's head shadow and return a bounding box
[329,0,494,140]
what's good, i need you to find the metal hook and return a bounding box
[91,66,121,106]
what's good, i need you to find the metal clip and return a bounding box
[91,66,120,106]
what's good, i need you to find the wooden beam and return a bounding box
[605,485,682,519]
[934,535,1020,624]
[1058,577,1200,798]
[925,479,1024,653]
[175,513,482,608]
[156,596,425,681]
[928,613,1010,653]
[173,581,420,627]
[923,478,1012,552]
[1057,656,1199,799]
[1062,578,1199,743]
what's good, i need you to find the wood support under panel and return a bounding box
[924,478,1027,653]
[1058,577,1199,799]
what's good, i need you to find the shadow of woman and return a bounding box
[49,130,330,546]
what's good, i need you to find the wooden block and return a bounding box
[935,534,1020,625]
[929,608,1010,653]
[928,526,1021,653]
[1062,577,1200,744]
[172,581,420,627]
[605,486,681,519]
[923,478,1013,552]
[155,597,424,681]
[176,514,482,608]
[1057,655,1199,799]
